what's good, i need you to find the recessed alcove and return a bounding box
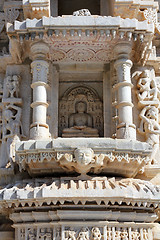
[50,0,113,17]
[58,70,104,137]
[58,0,100,16]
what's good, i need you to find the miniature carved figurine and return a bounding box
[120,229,129,240]
[130,229,140,240]
[77,228,90,240]
[107,227,112,240]
[28,229,36,240]
[3,104,24,164]
[65,229,76,240]
[3,104,23,139]
[139,105,160,163]
[137,70,158,102]
[115,229,121,240]
[38,228,52,240]
[91,227,102,240]
[62,101,99,137]
[6,75,20,98]
[143,229,148,240]
[73,9,91,16]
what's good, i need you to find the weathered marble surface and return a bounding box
[0,0,160,239]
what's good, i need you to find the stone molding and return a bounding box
[6,17,154,64]
[15,139,151,177]
[10,210,158,223]
[1,177,160,208]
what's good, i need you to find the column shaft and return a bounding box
[30,46,50,139]
[114,44,136,140]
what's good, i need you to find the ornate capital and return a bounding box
[30,42,49,60]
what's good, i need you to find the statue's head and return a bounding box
[141,70,150,78]
[75,101,87,113]
[146,106,158,120]
[3,109,13,121]
[74,148,94,165]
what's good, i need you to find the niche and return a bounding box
[59,85,103,137]
[58,0,100,16]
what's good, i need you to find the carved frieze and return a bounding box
[15,225,153,240]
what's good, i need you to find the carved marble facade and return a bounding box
[0,0,160,240]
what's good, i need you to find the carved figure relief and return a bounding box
[28,228,36,240]
[3,104,23,139]
[57,148,104,176]
[139,106,160,163]
[120,229,128,240]
[115,229,121,240]
[18,226,150,240]
[137,70,158,103]
[38,228,52,240]
[77,228,90,240]
[59,86,103,137]
[5,75,21,98]
[91,227,102,240]
[130,229,140,240]
[65,229,76,240]
[136,69,160,164]
[2,74,24,164]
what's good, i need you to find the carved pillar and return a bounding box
[30,42,50,139]
[114,43,136,140]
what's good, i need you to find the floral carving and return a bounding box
[68,49,95,62]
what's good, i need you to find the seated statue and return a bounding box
[62,101,99,137]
